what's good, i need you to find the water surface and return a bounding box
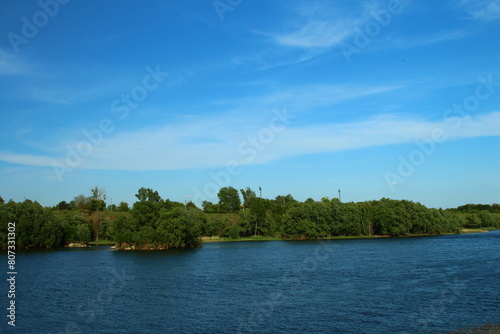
[3,231,499,333]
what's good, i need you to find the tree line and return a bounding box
[1,187,499,250]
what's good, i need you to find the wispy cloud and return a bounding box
[0,153,55,167]
[454,0,500,21]
[212,82,406,112]
[388,30,468,48]
[0,48,36,76]
[0,52,170,105]
[276,112,500,155]
[19,80,128,105]
[239,1,375,70]
[272,19,357,48]
[262,83,404,107]
[2,111,500,171]
[256,0,489,63]
[230,49,323,71]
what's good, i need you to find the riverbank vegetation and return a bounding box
[1,187,499,250]
[449,323,500,333]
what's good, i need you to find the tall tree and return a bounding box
[118,201,130,212]
[72,194,90,211]
[135,187,161,202]
[56,201,71,210]
[240,187,256,209]
[88,186,106,241]
[90,186,106,201]
[202,201,217,213]
[217,187,241,212]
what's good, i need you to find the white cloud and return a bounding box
[230,49,323,71]
[2,111,500,172]
[0,51,169,105]
[454,0,500,21]
[249,1,373,55]
[262,83,404,106]
[264,0,417,50]
[388,30,468,48]
[0,48,35,76]
[0,153,55,167]
[273,19,356,48]
[274,112,500,156]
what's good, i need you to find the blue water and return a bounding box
[2,231,499,333]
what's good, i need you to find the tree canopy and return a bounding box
[1,188,498,250]
[217,186,241,212]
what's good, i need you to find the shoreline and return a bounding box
[2,229,494,251]
[201,228,495,244]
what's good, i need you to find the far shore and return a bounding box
[201,228,496,243]
[62,228,496,249]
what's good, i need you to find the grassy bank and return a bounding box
[88,240,116,246]
[95,228,498,247]
[201,232,476,243]
[201,236,281,243]
[460,227,497,233]
[449,323,500,333]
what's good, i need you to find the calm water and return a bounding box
[3,231,499,333]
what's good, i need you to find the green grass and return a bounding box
[201,236,281,243]
[449,324,500,333]
[203,233,445,243]
[202,232,471,243]
[322,235,389,240]
[235,236,282,241]
[88,240,116,246]
[459,227,497,233]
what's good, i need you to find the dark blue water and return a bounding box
[2,231,499,333]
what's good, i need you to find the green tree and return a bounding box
[135,187,161,202]
[132,200,160,228]
[226,224,240,239]
[76,224,91,244]
[88,199,106,212]
[56,201,71,210]
[478,211,494,227]
[118,201,130,212]
[186,201,198,210]
[240,187,256,209]
[217,187,241,212]
[110,214,136,245]
[202,201,218,213]
[72,194,90,211]
[249,199,267,235]
[204,214,230,236]
[155,207,204,248]
[465,214,481,228]
[90,186,106,202]
[281,202,318,239]
[56,211,89,243]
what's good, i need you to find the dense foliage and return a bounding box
[204,197,469,239]
[0,199,90,248]
[0,188,499,250]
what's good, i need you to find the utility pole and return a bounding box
[259,186,262,199]
[338,189,341,202]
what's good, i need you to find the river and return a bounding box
[3,230,499,333]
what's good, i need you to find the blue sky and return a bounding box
[0,0,499,209]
